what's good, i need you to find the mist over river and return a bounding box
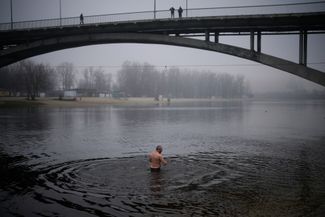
[1,100,325,216]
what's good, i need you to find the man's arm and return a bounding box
[160,155,167,165]
[149,154,152,162]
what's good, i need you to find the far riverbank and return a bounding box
[0,97,249,108]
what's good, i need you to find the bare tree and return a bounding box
[117,61,160,97]
[234,74,245,98]
[117,61,141,96]
[20,60,55,100]
[56,62,76,90]
[78,66,112,94]
[167,67,181,98]
[94,69,112,93]
[0,64,24,96]
[79,66,96,90]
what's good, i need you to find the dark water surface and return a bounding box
[1,100,325,216]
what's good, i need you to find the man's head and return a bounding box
[156,145,163,153]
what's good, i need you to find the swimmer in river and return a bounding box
[149,145,167,172]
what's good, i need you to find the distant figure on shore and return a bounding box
[80,13,84,24]
[170,6,175,18]
[178,6,183,18]
[149,145,167,172]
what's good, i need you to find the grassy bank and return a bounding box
[0,97,158,108]
[0,98,44,108]
[0,97,127,108]
[0,97,246,108]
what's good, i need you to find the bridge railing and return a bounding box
[1,2,325,31]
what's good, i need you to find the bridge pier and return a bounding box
[250,31,262,53]
[299,30,308,66]
[205,30,210,42]
[257,31,261,53]
[214,32,219,43]
[250,31,255,51]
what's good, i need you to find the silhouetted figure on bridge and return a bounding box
[169,7,175,18]
[80,13,84,24]
[178,6,183,18]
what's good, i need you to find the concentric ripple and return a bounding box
[41,157,151,197]
[5,153,325,216]
[33,154,248,216]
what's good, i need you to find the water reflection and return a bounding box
[0,151,38,194]
[113,100,246,125]
[1,100,325,216]
[149,170,164,195]
[297,148,312,215]
[1,150,325,216]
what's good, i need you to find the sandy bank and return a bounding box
[0,97,246,108]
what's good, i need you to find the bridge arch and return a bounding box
[1,32,325,86]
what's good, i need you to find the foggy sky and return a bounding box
[0,0,325,93]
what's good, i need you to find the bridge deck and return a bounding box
[1,12,325,47]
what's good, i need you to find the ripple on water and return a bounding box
[32,154,243,216]
[10,153,324,216]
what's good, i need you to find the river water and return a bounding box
[1,100,325,217]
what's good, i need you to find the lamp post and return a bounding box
[10,0,13,29]
[59,0,62,26]
[186,0,188,17]
[154,0,156,19]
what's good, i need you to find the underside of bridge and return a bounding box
[1,32,325,86]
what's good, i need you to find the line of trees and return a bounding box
[0,60,112,99]
[117,61,252,98]
[0,60,55,100]
[78,66,112,93]
[0,60,252,99]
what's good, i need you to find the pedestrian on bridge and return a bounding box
[170,6,175,18]
[178,6,183,18]
[80,13,84,25]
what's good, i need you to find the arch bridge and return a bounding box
[1,10,325,86]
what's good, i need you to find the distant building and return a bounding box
[64,90,77,97]
[53,88,112,99]
[111,91,125,99]
[0,88,10,97]
[73,88,97,97]
[99,93,111,98]
[60,90,77,100]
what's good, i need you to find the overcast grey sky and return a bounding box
[1,0,325,93]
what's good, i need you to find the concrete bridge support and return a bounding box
[205,30,210,42]
[214,32,219,43]
[299,30,308,66]
[257,31,262,53]
[250,31,255,51]
[250,31,262,53]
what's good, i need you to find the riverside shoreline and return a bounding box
[0,97,247,108]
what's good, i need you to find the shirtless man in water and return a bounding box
[149,145,167,172]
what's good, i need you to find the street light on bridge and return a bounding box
[59,0,62,26]
[10,0,13,29]
[154,0,156,19]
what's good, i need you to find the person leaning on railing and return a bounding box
[170,6,175,18]
[80,13,84,24]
